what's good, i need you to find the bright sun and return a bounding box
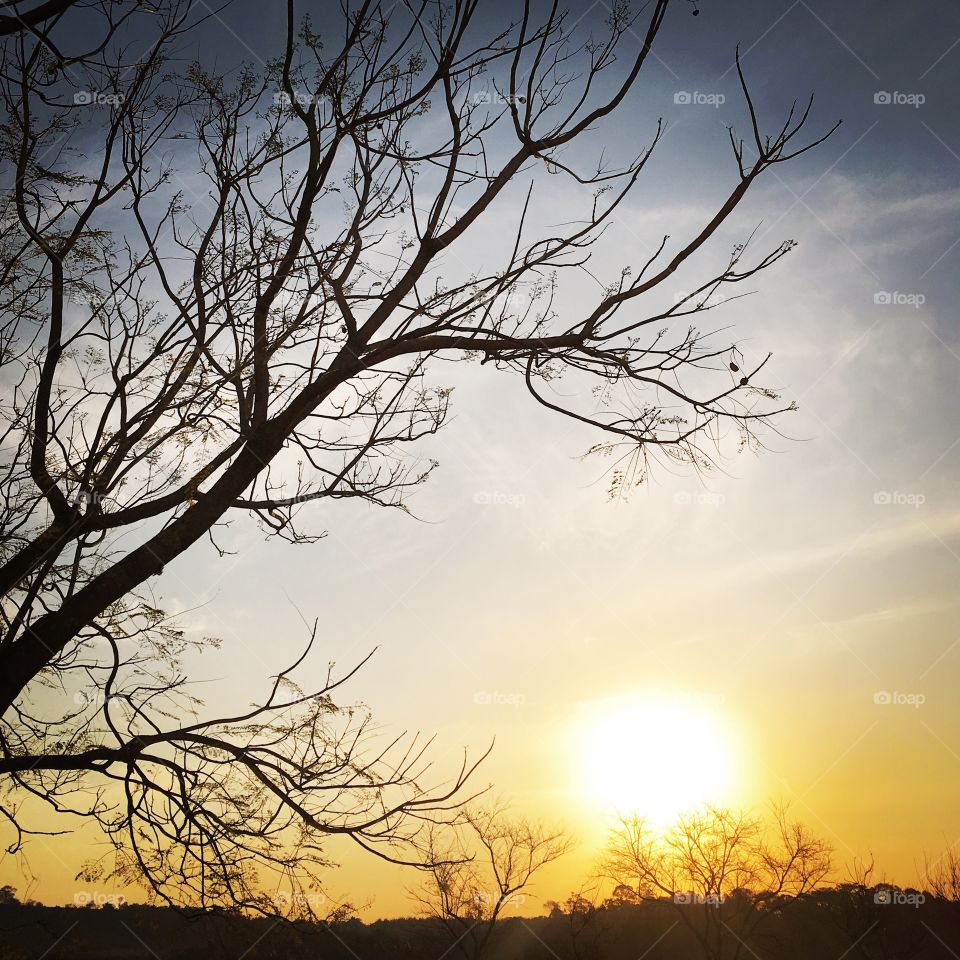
[579,695,738,827]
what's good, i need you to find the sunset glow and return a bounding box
[580,697,739,825]
[2,1,959,957]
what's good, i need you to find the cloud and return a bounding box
[723,509,960,588]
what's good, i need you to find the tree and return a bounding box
[415,803,570,959]
[822,857,929,960]
[926,846,960,902]
[599,804,832,960]
[0,0,836,909]
[0,1,78,38]
[544,889,609,960]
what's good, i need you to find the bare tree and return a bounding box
[544,888,610,960]
[925,846,960,902]
[600,804,832,960]
[0,0,836,909]
[0,1,79,38]
[415,803,570,959]
[823,856,928,960]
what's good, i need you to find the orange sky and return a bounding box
[3,0,960,923]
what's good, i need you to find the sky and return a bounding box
[5,0,960,920]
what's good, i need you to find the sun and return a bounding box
[578,694,738,827]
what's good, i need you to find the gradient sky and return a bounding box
[5,0,960,919]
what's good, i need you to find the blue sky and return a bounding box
[10,0,960,917]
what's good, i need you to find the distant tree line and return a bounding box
[2,809,959,959]
[0,880,955,960]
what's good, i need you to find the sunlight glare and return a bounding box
[579,695,737,827]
